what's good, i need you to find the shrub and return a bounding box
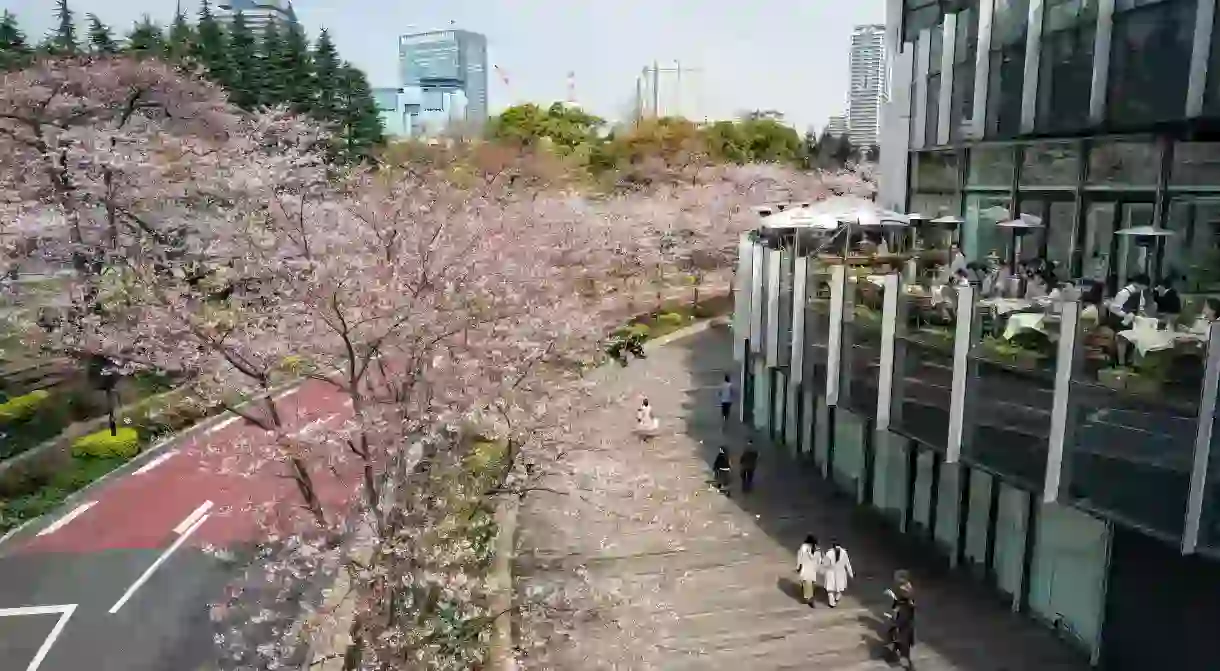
[71,427,141,460]
[656,312,687,329]
[124,392,211,439]
[49,457,126,492]
[613,323,650,340]
[0,390,51,427]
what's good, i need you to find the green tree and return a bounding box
[193,0,228,83]
[488,102,605,154]
[736,116,803,165]
[224,12,258,109]
[801,129,817,169]
[336,63,384,163]
[166,5,195,62]
[310,29,342,121]
[0,11,32,70]
[255,19,286,108]
[702,120,750,164]
[278,23,314,113]
[86,14,118,54]
[126,16,165,57]
[48,0,78,56]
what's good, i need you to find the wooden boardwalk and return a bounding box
[517,328,1090,670]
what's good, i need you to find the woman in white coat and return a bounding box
[795,534,823,607]
[822,541,854,607]
[635,398,659,440]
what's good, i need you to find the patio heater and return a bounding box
[997,213,1045,296]
[928,214,965,249]
[1115,226,1176,287]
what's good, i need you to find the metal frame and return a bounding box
[826,264,848,407]
[971,0,995,140]
[1187,0,1217,118]
[1044,300,1080,504]
[946,282,975,462]
[1182,321,1220,554]
[938,13,958,146]
[1020,0,1046,134]
[1088,0,1115,125]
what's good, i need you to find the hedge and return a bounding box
[0,390,52,426]
[71,427,141,459]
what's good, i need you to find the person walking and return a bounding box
[717,374,735,424]
[636,398,659,440]
[888,588,917,668]
[712,446,732,495]
[739,442,759,493]
[795,535,823,608]
[822,540,854,607]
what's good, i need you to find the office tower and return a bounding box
[847,24,887,148]
[824,114,849,139]
[399,29,488,133]
[217,0,297,30]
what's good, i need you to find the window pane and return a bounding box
[1036,1,1097,132]
[1107,1,1196,126]
[964,194,1012,260]
[1081,201,1116,286]
[1087,141,1159,185]
[913,151,959,191]
[968,146,1016,186]
[1166,197,1220,293]
[1021,143,1081,185]
[1019,197,1078,275]
[1171,142,1220,187]
[986,47,1026,137]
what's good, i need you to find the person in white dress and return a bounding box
[822,541,854,607]
[795,535,823,607]
[635,398,659,439]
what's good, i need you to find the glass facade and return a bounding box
[951,2,981,143]
[986,0,1031,138]
[1037,0,1097,133]
[842,276,886,419]
[1106,0,1196,128]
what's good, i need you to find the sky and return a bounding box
[3,0,886,132]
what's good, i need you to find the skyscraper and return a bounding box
[398,30,488,133]
[847,24,887,148]
[217,0,297,30]
[824,114,849,139]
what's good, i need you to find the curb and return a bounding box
[0,380,308,551]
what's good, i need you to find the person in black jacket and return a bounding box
[887,591,917,668]
[739,443,759,493]
[712,447,731,495]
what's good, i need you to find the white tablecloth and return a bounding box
[1117,328,1206,357]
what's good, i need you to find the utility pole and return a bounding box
[640,61,703,120]
[652,61,660,119]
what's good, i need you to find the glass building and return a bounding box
[398,30,488,132]
[740,27,1220,652]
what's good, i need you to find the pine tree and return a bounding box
[48,0,78,56]
[311,29,341,122]
[258,19,287,108]
[86,14,118,55]
[278,22,314,114]
[336,63,384,163]
[166,6,195,62]
[0,11,32,71]
[126,16,165,57]
[194,0,228,83]
[225,12,258,109]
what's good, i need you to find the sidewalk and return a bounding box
[516,328,1088,670]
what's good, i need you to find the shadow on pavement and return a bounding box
[669,327,1088,671]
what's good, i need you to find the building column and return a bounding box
[765,247,782,368]
[876,274,901,431]
[1089,0,1116,125]
[749,242,764,355]
[732,234,753,364]
[938,14,958,146]
[912,28,933,151]
[1187,0,1217,118]
[790,255,808,387]
[971,0,996,139]
[826,264,847,407]
[1020,0,1046,133]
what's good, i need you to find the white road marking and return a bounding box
[132,449,178,475]
[108,512,209,614]
[0,603,78,671]
[206,415,241,435]
[172,500,213,535]
[292,413,339,438]
[35,502,96,537]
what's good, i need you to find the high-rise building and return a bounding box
[847,24,887,148]
[823,114,849,139]
[398,30,488,134]
[217,0,297,30]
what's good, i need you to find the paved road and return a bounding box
[518,327,1088,670]
[0,380,354,671]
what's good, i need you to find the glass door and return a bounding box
[1016,194,1077,278]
